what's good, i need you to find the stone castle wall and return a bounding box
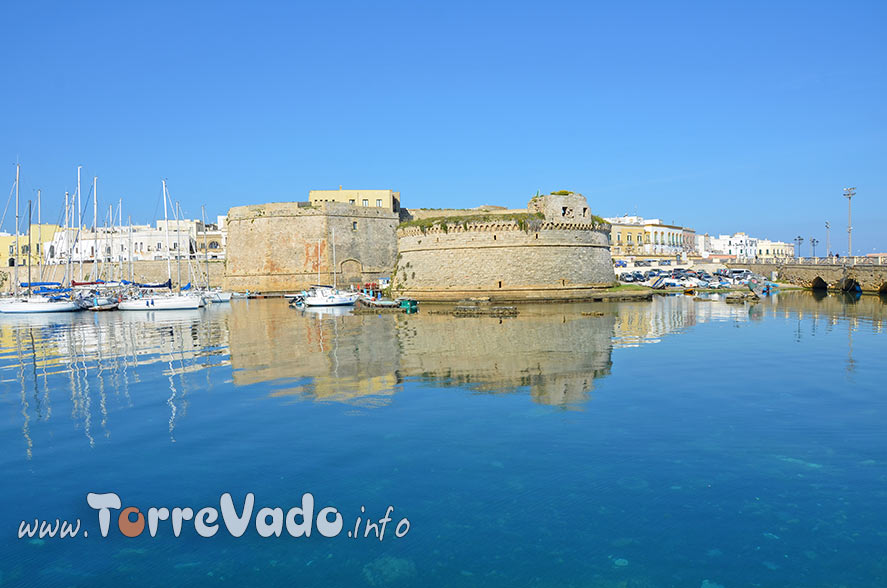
[393,193,616,301]
[393,220,616,301]
[223,201,398,293]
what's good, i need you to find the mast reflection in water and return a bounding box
[0,292,884,588]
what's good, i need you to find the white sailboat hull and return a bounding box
[303,292,359,307]
[119,295,202,311]
[0,298,80,314]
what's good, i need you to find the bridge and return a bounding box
[728,256,887,294]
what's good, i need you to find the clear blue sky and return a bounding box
[1,1,884,254]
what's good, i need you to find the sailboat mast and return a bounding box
[13,164,19,298]
[27,200,32,296]
[77,166,82,281]
[92,175,98,278]
[64,191,71,285]
[201,205,210,289]
[332,227,336,289]
[37,189,42,281]
[162,179,172,283]
[174,201,182,292]
[107,204,113,280]
[128,215,134,282]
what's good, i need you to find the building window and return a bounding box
[627,234,632,243]
[349,199,355,205]
[582,207,588,217]
[209,241,219,249]
[21,245,29,254]
[352,221,358,231]
[376,199,382,207]
[561,207,568,216]
[362,199,369,207]
[8,245,13,255]
[157,242,162,250]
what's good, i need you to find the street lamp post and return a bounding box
[811,237,819,258]
[825,221,830,258]
[794,236,804,260]
[843,187,855,257]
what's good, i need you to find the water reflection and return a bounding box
[1,292,884,459]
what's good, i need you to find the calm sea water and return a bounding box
[0,292,885,587]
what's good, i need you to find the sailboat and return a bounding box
[0,165,80,314]
[302,229,359,307]
[119,179,201,311]
[199,205,232,304]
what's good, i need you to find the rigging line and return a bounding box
[0,179,14,233]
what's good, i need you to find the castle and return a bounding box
[393,192,616,301]
[223,191,616,299]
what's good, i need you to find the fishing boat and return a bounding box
[747,275,778,297]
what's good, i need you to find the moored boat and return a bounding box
[0,297,80,313]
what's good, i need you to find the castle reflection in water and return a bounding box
[1,292,884,458]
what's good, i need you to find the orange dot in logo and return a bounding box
[118,507,145,537]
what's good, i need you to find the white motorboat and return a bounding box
[0,297,80,314]
[302,285,359,307]
[119,294,202,311]
[202,290,233,303]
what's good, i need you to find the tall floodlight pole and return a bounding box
[843,186,855,257]
[794,236,803,260]
[810,237,819,258]
[825,221,830,258]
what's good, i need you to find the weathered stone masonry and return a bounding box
[224,202,397,293]
[393,194,617,301]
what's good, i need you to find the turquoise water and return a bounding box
[0,292,885,587]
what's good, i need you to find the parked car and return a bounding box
[621,274,635,282]
[614,260,627,268]
[659,260,671,266]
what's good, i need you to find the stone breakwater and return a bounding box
[393,215,616,302]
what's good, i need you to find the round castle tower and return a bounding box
[393,192,615,301]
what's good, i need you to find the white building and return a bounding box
[709,232,758,261]
[43,217,227,264]
[604,215,686,257]
[756,239,794,261]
